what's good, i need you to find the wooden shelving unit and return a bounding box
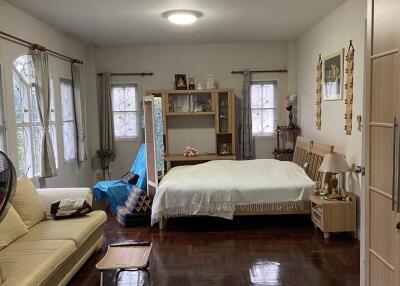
[145,89,236,171]
[273,126,300,161]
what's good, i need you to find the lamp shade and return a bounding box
[319,152,350,173]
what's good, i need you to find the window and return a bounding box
[251,81,278,136]
[0,65,7,153]
[60,78,76,163]
[49,79,58,168]
[13,55,57,177]
[111,84,139,139]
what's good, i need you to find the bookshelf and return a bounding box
[145,89,236,170]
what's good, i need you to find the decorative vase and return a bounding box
[189,78,195,90]
[287,106,295,129]
[206,75,216,89]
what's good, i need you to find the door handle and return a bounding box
[354,166,365,176]
[396,222,400,230]
[392,117,397,211]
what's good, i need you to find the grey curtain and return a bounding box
[30,48,57,178]
[239,69,255,160]
[71,63,87,162]
[98,72,115,153]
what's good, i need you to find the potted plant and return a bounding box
[96,149,114,180]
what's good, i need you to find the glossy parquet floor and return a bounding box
[68,214,359,286]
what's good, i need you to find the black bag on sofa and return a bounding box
[50,198,92,220]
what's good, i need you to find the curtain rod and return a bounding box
[97,72,154,77]
[231,69,288,74]
[0,30,83,64]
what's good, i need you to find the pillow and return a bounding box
[0,204,28,250]
[11,176,46,229]
[124,188,152,213]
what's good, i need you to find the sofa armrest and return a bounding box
[0,264,4,284]
[36,187,93,215]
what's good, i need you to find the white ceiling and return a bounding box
[5,0,346,46]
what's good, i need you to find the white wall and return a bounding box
[93,42,294,177]
[0,0,97,187]
[296,0,367,284]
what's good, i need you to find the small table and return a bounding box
[96,243,152,285]
[310,192,356,239]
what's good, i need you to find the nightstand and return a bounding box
[310,192,356,239]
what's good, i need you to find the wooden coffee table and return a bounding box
[96,242,152,285]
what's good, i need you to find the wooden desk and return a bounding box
[96,244,152,285]
[310,192,356,239]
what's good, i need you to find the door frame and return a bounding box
[363,1,372,285]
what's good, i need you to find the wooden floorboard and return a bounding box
[68,214,359,286]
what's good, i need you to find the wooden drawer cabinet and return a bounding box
[310,192,356,239]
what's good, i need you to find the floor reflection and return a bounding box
[249,261,281,285]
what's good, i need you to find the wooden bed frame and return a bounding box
[155,137,334,229]
[142,95,334,229]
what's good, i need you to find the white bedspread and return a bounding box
[151,159,315,225]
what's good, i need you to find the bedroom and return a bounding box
[0,0,397,285]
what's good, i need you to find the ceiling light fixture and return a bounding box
[162,10,203,25]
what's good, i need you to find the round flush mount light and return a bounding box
[162,10,203,25]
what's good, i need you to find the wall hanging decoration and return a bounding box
[344,40,355,135]
[323,50,343,101]
[316,55,322,130]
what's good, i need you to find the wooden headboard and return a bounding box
[307,140,334,183]
[293,137,334,183]
[293,136,312,168]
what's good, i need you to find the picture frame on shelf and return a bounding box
[323,49,343,101]
[174,74,187,90]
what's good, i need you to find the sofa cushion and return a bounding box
[0,240,75,286]
[0,205,28,250]
[17,210,107,247]
[11,176,46,229]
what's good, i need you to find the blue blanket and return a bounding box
[93,144,147,214]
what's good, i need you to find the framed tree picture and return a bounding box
[323,50,343,101]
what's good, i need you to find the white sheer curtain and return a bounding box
[71,63,87,162]
[30,47,57,178]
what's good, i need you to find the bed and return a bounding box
[150,137,334,229]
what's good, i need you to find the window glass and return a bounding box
[251,81,278,136]
[111,84,139,139]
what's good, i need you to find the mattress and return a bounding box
[151,159,315,225]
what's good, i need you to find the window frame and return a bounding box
[13,60,42,178]
[60,77,77,164]
[13,55,60,178]
[49,77,58,168]
[250,80,279,137]
[111,83,140,141]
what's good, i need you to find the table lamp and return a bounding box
[319,152,350,197]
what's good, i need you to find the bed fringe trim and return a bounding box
[151,201,306,225]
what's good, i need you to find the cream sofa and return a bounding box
[0,185,107,286]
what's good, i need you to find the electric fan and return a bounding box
[0,151,16,223]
